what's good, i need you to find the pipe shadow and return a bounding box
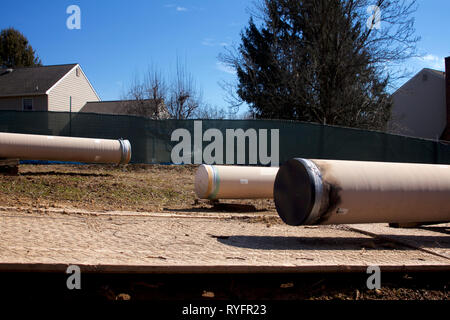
[215,235,450,251]
[164,204,266,213]
[419,226,450,236]
[20,171,111,177]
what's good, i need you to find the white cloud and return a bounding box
[421,54,437,61]
[201,38,215,46]
[201,38,230,47]
[164,4,188,12]
[418,54,445,70]
[216,62,235,75]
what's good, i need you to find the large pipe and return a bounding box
[0,132,131,164]
[274,158,450,226]
[195,164,279,199]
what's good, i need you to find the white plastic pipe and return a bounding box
[274,158,450,225]
[0,132,131,164]
[195,164,279,199]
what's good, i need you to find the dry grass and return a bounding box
[0,164,277,215]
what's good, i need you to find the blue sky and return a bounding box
[0,0,449,115]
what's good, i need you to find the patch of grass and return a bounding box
[0,164,275,214]
[0,164,198,212]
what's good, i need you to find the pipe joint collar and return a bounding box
[118,139,132,164]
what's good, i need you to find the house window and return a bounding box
[76,68,80,77]
[23,98,33,111]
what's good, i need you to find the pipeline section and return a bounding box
[0,132,131,164]
[195,164,278,199]
[274,158,450,226]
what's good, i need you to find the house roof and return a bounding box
[80,99,170,119]
[423,68,445,78]
[393,68,446,96]
[0,63,77,97]
[80,100,130,114]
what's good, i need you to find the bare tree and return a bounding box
[217,78,244,117]
[124,59,203,119]
[122,67,169,119]
[166,59,203,119]
[194,104,229,119]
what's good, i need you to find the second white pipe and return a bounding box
[195,165,279,199]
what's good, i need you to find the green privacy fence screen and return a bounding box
[0,111,448,165]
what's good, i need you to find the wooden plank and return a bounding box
[0,209,448,274]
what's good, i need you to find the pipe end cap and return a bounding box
[195,165,213,199]
[274,158,317,226]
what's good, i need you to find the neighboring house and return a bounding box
[80,99,170,119]
[0,63,169,119]
[0,63,100,112]
[388,57,450,141]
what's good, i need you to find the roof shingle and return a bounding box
[0,64,77,97]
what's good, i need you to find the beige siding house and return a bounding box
[47,65,99,112]
[0,95,48,111]
[0,64,100,112]
[388,67,448,140]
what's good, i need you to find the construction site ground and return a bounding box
[0,164,448,301]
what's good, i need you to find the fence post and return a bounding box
[69,96,72,137]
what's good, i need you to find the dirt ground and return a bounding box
[0,164,277,216]
[0,164,448,302]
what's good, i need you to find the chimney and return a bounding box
[441,57,450,141]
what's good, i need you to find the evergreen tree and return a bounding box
[0,28,42,68]
[227,0,418,130]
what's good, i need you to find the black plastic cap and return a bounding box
[274,158,316,226]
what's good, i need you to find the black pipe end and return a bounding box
[274,158,316,226]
